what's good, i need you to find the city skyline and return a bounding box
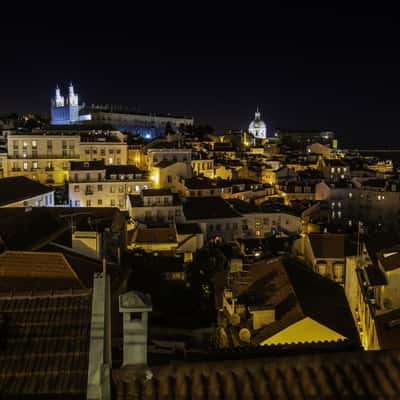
[1,5,400,147]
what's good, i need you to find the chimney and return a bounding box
[119,291,152,368]
[87,272,111,399]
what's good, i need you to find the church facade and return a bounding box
[51,84,92,125]
[249,108,267,139]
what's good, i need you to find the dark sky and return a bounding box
[1,5,400,147]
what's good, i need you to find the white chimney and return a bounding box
[119,291,152,367]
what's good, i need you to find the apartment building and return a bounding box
[68,161,151,209]
[7,132,80,185]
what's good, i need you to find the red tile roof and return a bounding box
[0,290,92,397]
[0,251,84,291]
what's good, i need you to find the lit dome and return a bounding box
[249,108,267,139]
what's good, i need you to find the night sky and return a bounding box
[1,5,400,147]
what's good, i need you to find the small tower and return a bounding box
[54,85,65,107]
[119,291,152,367]
[68,82,78,106]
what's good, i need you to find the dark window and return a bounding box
[130,312,142,321]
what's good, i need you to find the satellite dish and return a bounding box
[231,313,240,326]
[239,328,251,343]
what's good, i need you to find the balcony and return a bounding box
[8,154,79,160]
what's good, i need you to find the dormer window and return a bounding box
[84,162,89,168]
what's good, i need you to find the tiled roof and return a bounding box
[184,176,231,189]
[0,290,92,397]
[0,176,53,207]
[142,189,172,197]
[106,164,146,176]
[228,198,259,214]
[0,251,84,291]
[135,226,177,244]
[40,244,103,288]
[308,233,356,259]
[112,349,400,399]
[70,160,105,171]
[183,197,241,220]
[378,252,400,271]
[176,223,202,235]
[0,208,68,251]
[153,159,178,168]
[226,258,358,345]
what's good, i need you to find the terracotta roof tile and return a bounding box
[0,290,92,397]
[112,349,400,399]
[0,251,84,291]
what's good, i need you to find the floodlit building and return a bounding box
[7,131,80,185]
[248,108,267,139]
[50,83,91,125]
[88,104,194,139]
[68,161,151,209]
[79,130,128,165]
[128,189,184,224]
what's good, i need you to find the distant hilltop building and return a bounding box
[50,83,194,139]
[50,83,92,125]
[87,104,194,139]
[248,108,267,139]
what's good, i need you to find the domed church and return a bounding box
[249,108,267,139]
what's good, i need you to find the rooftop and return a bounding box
[0,290,92,398]
[0,176,53,207]
[110,349,400,399]
[184,176,232,190]
[142,188,172,197]
[134,226,177,244]
[183,196,241,220]
[106,164,146,177]
[229,258,359,345]
[70,160,105,171]
[308,233,356,259]
[0,251,84,291]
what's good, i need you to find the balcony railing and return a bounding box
[8,154,79,160]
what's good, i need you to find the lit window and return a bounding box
[23,161,28,171]
[349,192,353,198]
[32,140,37,148]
